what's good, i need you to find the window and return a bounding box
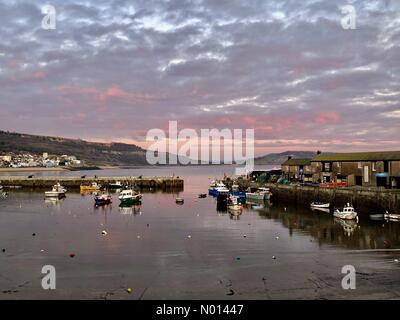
[372,162,376,171]
[324,163,330,172]
[358,162,362,169]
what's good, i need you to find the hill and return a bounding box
[254,150,318,165]
[0,130,149,166]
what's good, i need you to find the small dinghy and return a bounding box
[310,202,330,209]
[198,194,207,198]
[176,198,184,204]
[334,203,358,220]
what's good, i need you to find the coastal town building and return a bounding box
[0,152,82,169]
[281,157,312,183]
[310,151,400,189]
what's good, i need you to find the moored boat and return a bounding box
[94,192,112,206]
[310,202,330,208]
[333,203,358,220]
[246,187,271,201]
[80,182,101,193]
[108,181,123,189]
[118,189,142,206]
[176,197,184,204]
[45,183,67,199]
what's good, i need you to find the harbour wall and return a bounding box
[266,183,400,214]
[0,176,184,191]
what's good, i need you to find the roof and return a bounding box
[311,151,400,162]
[282,158,312,166]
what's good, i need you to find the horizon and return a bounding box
[0,1,399,155]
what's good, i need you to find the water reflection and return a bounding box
[254,204,400,250]
[119,205,142,215]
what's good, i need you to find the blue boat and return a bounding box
[94,193,112,206]
[231,191,246,200]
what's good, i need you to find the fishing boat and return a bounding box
[333,203,358,220]
[108,181,123,189]
[310,202,330,209]
[246,187,271,201]
[45,183,67,199]
[94,192,112,206]
[80,182,101,193]
[384,211,400,221]
[118,189,142,206]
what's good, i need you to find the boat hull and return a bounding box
[246,193,270,201]
[45,192,65,199]
[333,211,357,220]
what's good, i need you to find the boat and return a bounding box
[230,191,246,201]
[176,197,184,204]
[45,183,67,199]
[118,189,142,206]
[333,203,358,220]
[108,181,123,189]
[246,187,271,201]
[0,185,3,191]
[94,192,112,206]
[80,182,101,193]
[208,181,228,197]
[310,202,330,208]
[198,194,207,198]
[384,211,400,221]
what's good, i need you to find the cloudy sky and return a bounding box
[0,0,399,156]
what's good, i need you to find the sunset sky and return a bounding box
[0,0,399,156]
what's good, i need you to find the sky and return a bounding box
[0,0,399,156]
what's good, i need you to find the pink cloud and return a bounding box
[313,111,341,124]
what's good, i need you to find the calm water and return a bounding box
[0,166,399,299]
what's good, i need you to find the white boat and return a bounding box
[109,181,123,189]
[310,202,330,208]
[118,189,142,205]
[246,187,271,201]
[384,211,400,221]
[0,185,3,191]
[333,203,358,220]
[45,183,67,198]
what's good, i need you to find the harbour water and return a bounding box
[0,166,399,299]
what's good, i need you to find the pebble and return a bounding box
[101,230,108,235]
[187,235,192,239]
[243,235,247,238]
[127,288,132,294]
[32,233,36,237]
[235,257,241,260]
[69,253,76,258]
[275,236,279,240]
[272,256,276,260]
[2,249,5,253]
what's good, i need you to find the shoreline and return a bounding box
[0,167,66,172]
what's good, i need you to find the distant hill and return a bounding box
[0,130,149,166]
[255,151,318,165]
